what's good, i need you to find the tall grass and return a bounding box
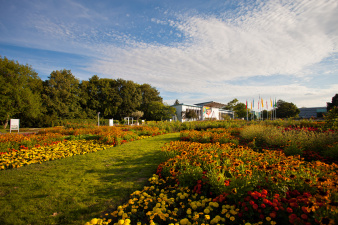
[240,124,338,157]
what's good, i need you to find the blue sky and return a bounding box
[0,0,337,108]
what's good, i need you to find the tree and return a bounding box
[234,102,247,118]
[324,106,338,130]
[0,56,43,128]
[139,84,162,120]
[224,98,239,110]
[174,99,180,105]
[185,110,198,120]
[147,102,176,121]
[42,69,83,119]
[116,79,142,119]
[276,100,300,118]
[80,76,122,119]
[131,111,144,125]
[327,94,338,111]
[224,98,248,118]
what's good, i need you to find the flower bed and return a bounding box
[89,127,338,225]
[0,126,165,170]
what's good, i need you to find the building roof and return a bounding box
[194,101,227,108]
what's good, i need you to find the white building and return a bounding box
[171,101,233,122]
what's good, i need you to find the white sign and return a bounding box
[10,119,20,133]
[109,119,114,126]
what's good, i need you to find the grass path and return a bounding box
[0,132,180,225]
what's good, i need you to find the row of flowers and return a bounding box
[0,140,111,170]
[88,127,338,224]
[0,126,165,170]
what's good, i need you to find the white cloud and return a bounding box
[1,0,337,107]
[86,0,337,104]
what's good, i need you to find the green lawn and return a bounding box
[0,133,180,225]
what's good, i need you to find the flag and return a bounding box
[270,98,272,107]
[261,98,264,108]
[246,100,247,109]
[266,100,268,109]
[250,101,252,109]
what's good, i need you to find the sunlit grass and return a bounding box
[0,133,180,225]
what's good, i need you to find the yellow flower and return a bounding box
[230,209,237,215]
[118,219,124,225]
[180,218,190,225]
[205,215,210,220]
[230,216,235,221]
[204,208,210,214]
[271,221,277,225]
[266,217,271,221]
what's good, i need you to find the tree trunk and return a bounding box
[3,113,9,129]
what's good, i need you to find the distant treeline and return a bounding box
[0,56,175,128]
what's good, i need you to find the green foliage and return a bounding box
[0,56,44,128]
[224,98,248,118]
[139,83,163,120]
[324,106,338,130]
[276,100,300,118]
[131,111,144,122]
[240,124,338,157]
[1,56,165,127]
[147,102,176,121]
[234,102,247,118]
[185,110,198,119]
[327,94,338,111]
[0,133,180,225]
[42,69,83,119]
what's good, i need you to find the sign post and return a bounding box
[10,119,20,133]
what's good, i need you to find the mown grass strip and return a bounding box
[0,132,180,225]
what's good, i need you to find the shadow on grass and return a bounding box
[0,133,181,225]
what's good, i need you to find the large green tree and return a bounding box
[224,98,248,118]
[42,69,83,119]
[147,102,176,121]
[116,79,142,119]
[80,75,122,119]
[139,83,163,120]
[276,100,300,118]
[327,94,338,111]
[0,56,43,128]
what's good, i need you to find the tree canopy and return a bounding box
[0,56,166,127]
[327,94,338,111]
[224,98,248,118]
[276,100,300,118]
[0,56,43,128]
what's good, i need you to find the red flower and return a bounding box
[269,211,277,218]
[301,214,308,220]
[260,203,266,208]
[261,189,268,195]
[287,207,293,213]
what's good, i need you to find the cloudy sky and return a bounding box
[0,0,337,108]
